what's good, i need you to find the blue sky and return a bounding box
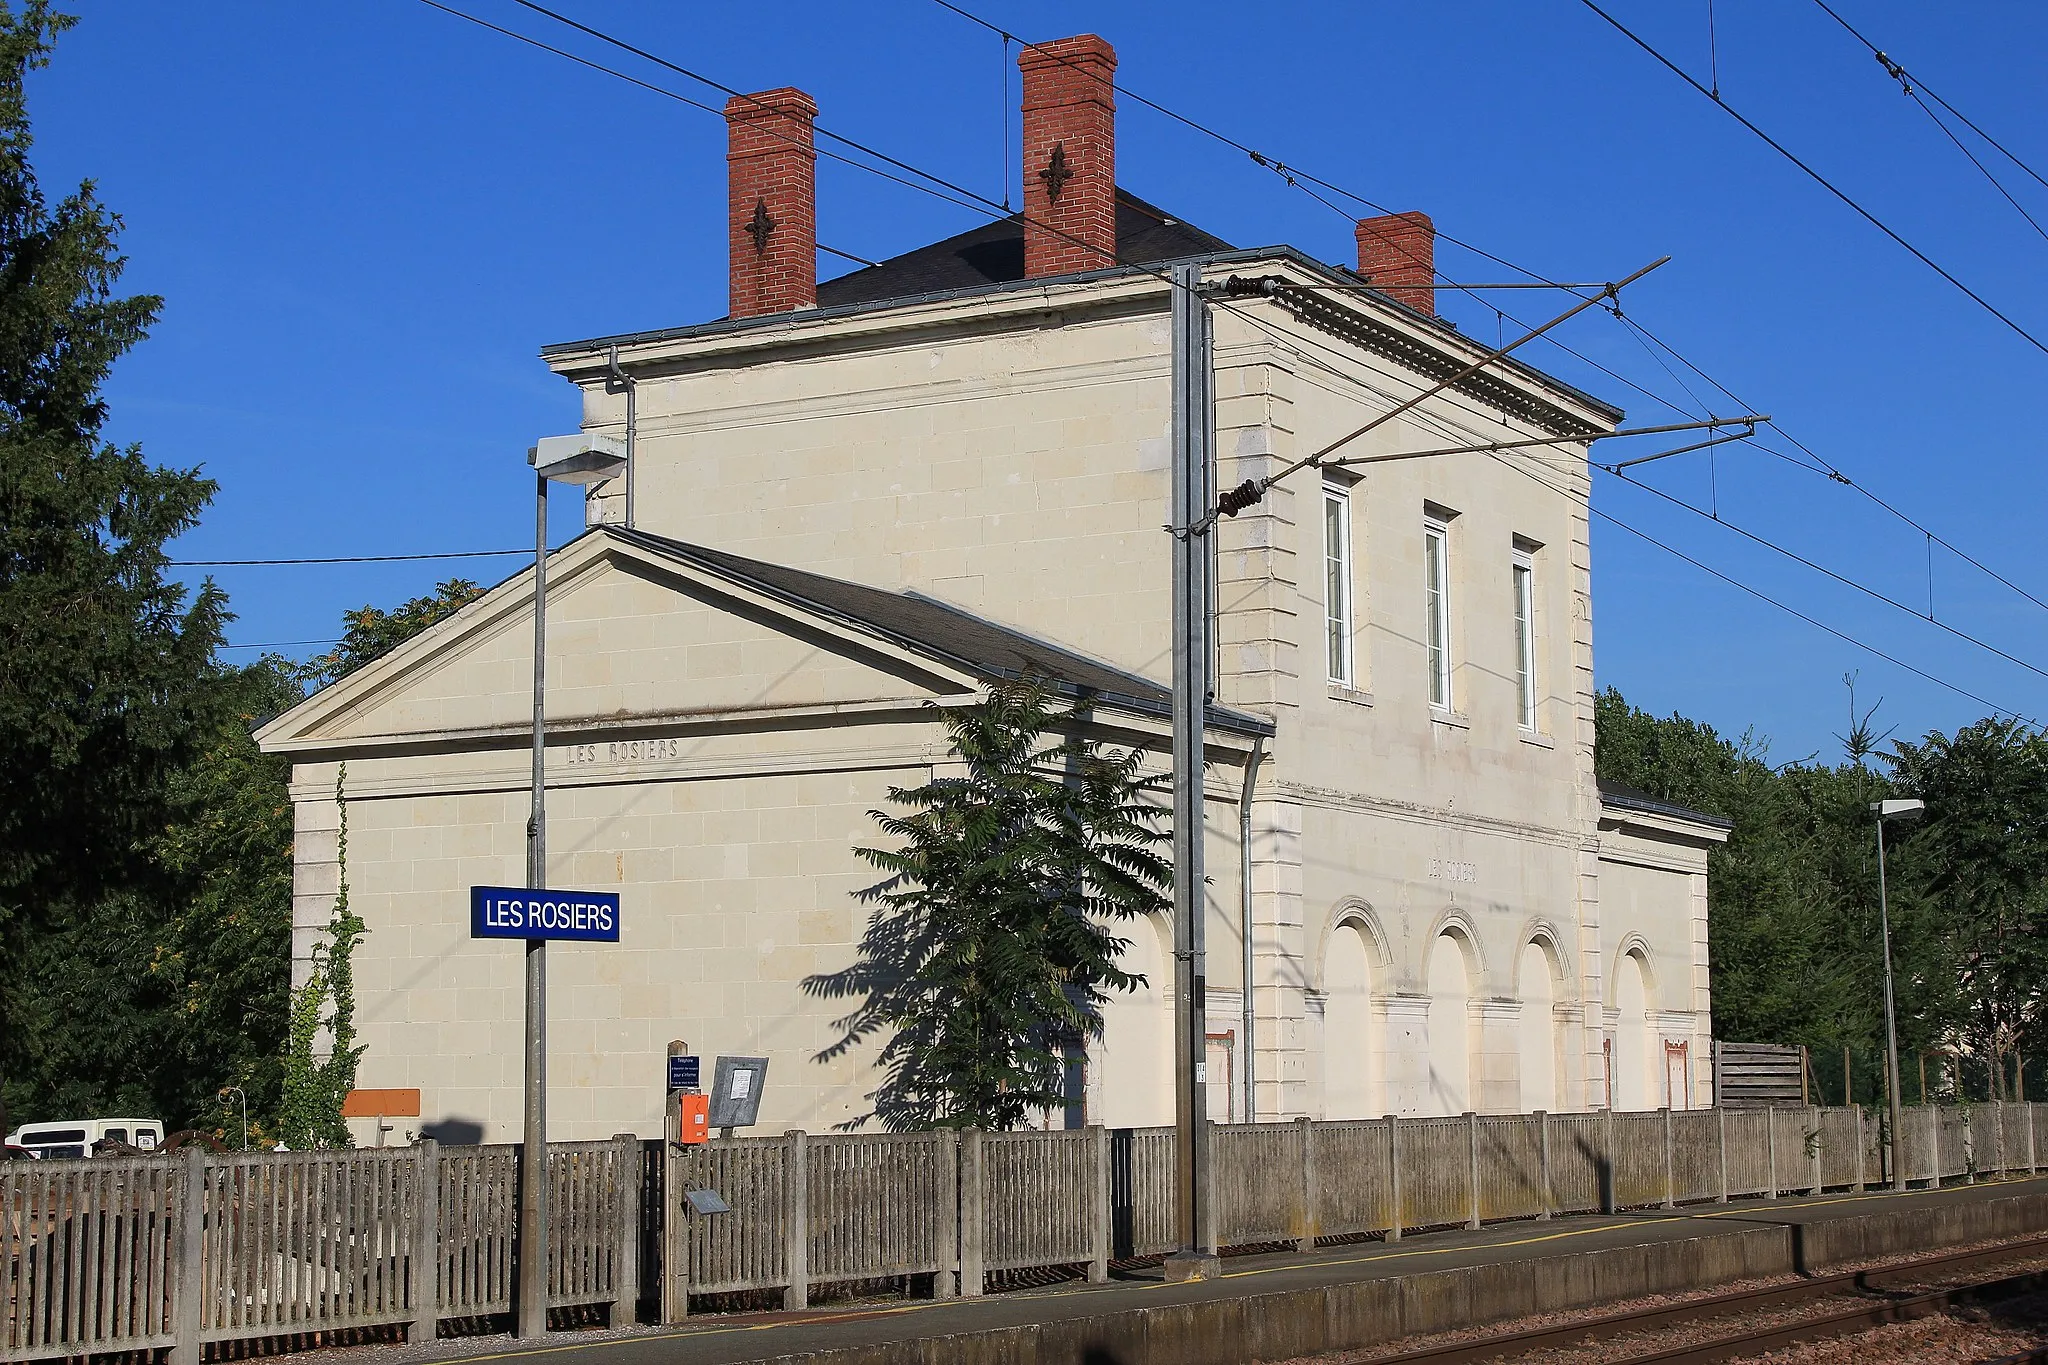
[35,1,2048,762]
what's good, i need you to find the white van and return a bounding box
[5,1119,163,1159]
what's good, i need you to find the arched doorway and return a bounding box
[1096,912,1173,1127]
[1614,949,1655,1111]
[1425,932,1472,1115]
[1517,939,1561,1112]
[1323,921,1380,1119]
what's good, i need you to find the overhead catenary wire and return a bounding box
[1466,438,2041,726]
[172,549,527,566]
[465,0,2035,628]
[1614,314,2048,617]
[1599,459,2048,684]
[888,0,2043,632]
[1594,506,2038,727]
[1810,0,2048,195]
[1228,296,2048,711]
[1804,1,2048,244]
[1576,0,2048,359]
[928,0,2048,623]
[424,0,2048,703]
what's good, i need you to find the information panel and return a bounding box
[470,885,621,942]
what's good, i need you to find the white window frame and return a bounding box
[1424,515,1452,710]
[1513,548,1538,731]
[1323,481,1354,686]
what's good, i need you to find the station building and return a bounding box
[259,35,1728,1145]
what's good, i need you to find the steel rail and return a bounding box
[1363,1233,2048,1365]
[1621,1266,2048,1365]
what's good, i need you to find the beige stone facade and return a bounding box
[261,249,1727,1145]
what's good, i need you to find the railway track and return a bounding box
[1362,1233,2048,1364]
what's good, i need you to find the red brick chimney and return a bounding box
[1355,212,1436,315]
[1019,35,1118,279]
[726,87,818,318]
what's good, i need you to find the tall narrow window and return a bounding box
[1324,482,1353,685]
[1424,516,1451,709]
[1513,549,1537,730]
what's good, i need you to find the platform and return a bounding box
[417,1177,2048,1365]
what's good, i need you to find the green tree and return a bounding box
[1594,688,1895,1095]
[1888,718,2048,1096]
[0,2,227,1131]
[806,676,1171,1131]
[296,579,483,690]
[149,657,304,1138]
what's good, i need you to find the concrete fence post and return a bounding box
[1994,1103,2008,1178]
[1465,1112,1482,1229]
[412,1138,442,1340]
[1386,1114,1402,1242]
[1296,1117,1318,1252]
[1930,1106,1943,1189]
[2029,1102,2039,1174]
[1201,1119,1220,1255]
[662,1140,687,1322]
[1765,1105,1778,1198]
[1964,1107,1978,1184]
[959,1128,984,1297]
[1808,1105,1822,1194]
[1537,1111,1552,1221]
[1715,1104,1729,1203]
[168,1144,207,1365]
[1088,1126,1110,1283]
[1659,1108,1675,1209]
[611,1134,639,1326]
[934,1130,959,1298]
[1853,1105,1866,1191]
[784,1130,809,1310]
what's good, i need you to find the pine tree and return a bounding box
[0,3,227,1128]
[806,676,1171,1131]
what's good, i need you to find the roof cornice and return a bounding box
[540,246,1624,428]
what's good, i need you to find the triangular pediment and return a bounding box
[258,531,975,756]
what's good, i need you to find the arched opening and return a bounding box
[1096,912,1173,1127]
[1517,939,1561,1112]
[1323,921,1380,1119]
[1614,949,1655,1111]
[1425,932,1472,1115]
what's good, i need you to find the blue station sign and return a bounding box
[470,886,621,942]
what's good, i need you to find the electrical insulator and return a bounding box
[1215,479,1265,518]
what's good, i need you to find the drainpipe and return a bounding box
[606,345,638,529]
[1239,735,1265,1123]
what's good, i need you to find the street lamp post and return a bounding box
[1872,797,1924,1190]
[517,434,627,1339]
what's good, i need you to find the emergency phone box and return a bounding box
[676,1092,710,1145]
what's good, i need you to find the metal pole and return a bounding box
[518,473,551,1337]
[607,345,638,530]
[1164,262,1219,1282]
[1239,737,1264,1125]
[1877,816,1905,1191]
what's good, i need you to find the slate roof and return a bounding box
[609,526,1274,737]
[1597,777,1733,831]
[815,188,1233,308]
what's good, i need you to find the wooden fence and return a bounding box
[1,1138,637,1364]
[6,1104,2043,1356]
[661,1102,2048,1315]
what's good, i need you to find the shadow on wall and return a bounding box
[1567,1126,1616,1214]
[418,1117,486,1146]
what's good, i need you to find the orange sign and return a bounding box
[341,1088,422,1119]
